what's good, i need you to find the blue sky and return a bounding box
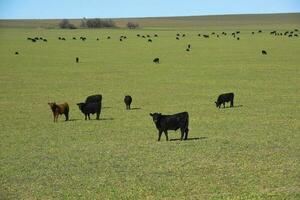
[0,0,299,19]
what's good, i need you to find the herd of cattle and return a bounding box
[22,29,298,140]
[17,29,298,57]
[48,92,234,141]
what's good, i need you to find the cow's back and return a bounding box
[85,94,102,104]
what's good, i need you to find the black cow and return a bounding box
[148,39,152,42]
[76,57,79,63]
[215,92,234,108]
[15,52,19,55]
[262,50,267,55]
[150,112,189,141]
[124,95,132,110]
[187,44,191,49]
[85,94,102,104]
[77,102,101,120]
[153,58,160,64]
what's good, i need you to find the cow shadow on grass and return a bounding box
[130,107,142,110]
[67,119,80,122]
[221,104,243,109]
[102,106,112,109]
[169,137,207,142]
[100,117,114,121]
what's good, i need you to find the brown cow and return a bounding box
[48,102,69,122]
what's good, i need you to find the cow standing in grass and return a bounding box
[48,102,69,122]
[150,112,189,141]
[215,93,234,108]
[124,95,132,110]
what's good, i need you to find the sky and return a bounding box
[0,0,299,19]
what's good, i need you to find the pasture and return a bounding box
[0,17,300,199]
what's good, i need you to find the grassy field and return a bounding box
[0,15,300,199]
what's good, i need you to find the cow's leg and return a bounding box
[85,114,87,120]
[180,128,185,140]
[55,113,58,122]
[164,131,169,141]
[223,103,225,108]
[184,128,189,140]
[65,112,69,121]
[88,114,90,120]
[53,113,56,122]
[96,112,100,120]
[230,100,234,107]
[158,131,163,141]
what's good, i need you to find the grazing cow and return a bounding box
[32,39,36,42]
[124,95,132,110]
[215,93,234,108]
[182,34,186,37]
[262,50,267,55]
[85,94,102,104]
[149,112,189,141]
[120,38,123,41]
[62,38,66,41]
[48,102,69,122]
[76,57,79,63]
[258,30,262,33]
[198,34,201,37]
[186,48,190,51]
[148,39,152,42]
[142,35,146,38]
[73,37,76,40]
[154,34,158,37]
[237,37,240,40]
[137,34,140,37]
[43,39,47,42]
[97,38,99,41]
[176,37,180,40]
[77,102,101,120]
[107,36,111,39]
[153,58,160,64]
[187,44,191,49]
[15,52,19,55]
[203,35,209,38]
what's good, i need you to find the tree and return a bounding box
[59,19,77,29]
[127,22,139,29]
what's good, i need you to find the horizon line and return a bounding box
[1,12,299,20]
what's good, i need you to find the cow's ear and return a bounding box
[149,113,153,117]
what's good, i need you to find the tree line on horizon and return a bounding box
[59,18,139,29]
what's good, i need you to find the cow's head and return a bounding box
[76,102,85,110]
[149,113,161,124]
[215,101,219,108]
[48,102,57,110]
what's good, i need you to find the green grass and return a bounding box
[0,21,300,199]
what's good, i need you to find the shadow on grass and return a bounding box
[102,107,112,109]
[129,107,142,110]
[67,119,80,122]
[169,137,207,142]
[220,104,243,109]
[100,117,114,121]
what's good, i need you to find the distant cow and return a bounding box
[85,94,102,104]
[148,39,152,42]
[77,102,101,120]
[153,58,160,64]
[215,93,234,108]
[76,57,79,63]
[124,95,132,110]
[149,112,189,141]
[15,52,19,55]
[48,102,69,122]
[262,50,267,55]
[187,44,191,49]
